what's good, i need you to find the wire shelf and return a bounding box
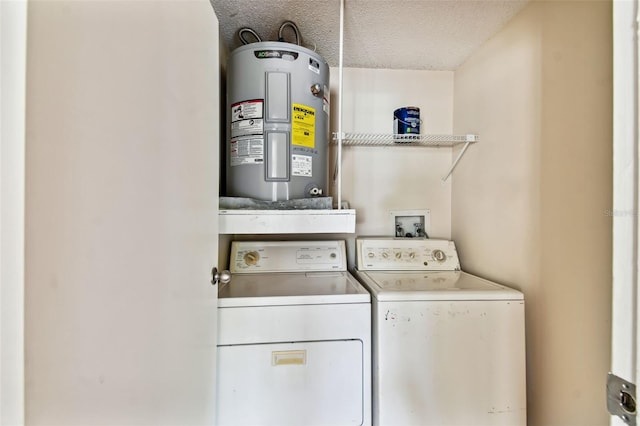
[332,133,479,147]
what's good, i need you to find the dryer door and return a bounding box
[217,339,364,426]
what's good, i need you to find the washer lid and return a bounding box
[354,270,523,301]
[218,271,370,307]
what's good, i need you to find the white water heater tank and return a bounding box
[225,41,330,201]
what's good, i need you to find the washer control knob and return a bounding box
[432,249,447,262]
[381,252,389,259]
[244,251,260,266]
[395,252,402,259]
[367,252,375,258]
[408,252,416,259]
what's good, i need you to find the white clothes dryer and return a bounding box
[353,238,526,426]
[217,240,372,426]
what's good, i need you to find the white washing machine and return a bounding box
[353,238,526,426]
[217,240,372,426]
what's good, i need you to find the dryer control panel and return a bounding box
[230,240,347,273]
[356,238,460,271]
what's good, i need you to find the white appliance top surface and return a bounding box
[218,271,370,307]
[354,270,523,302]
[222,241,369,307]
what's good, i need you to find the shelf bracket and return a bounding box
[442,141,472,182]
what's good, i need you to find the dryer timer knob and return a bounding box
[244,251,260,266]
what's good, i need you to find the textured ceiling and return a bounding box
[209,0,530,71]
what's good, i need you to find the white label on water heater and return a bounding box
[230,137,264,166]
[231,119,264,138]
[292,154,312,177]
[323,85,330,115]
[231,99,264,138]
[231,100,263,121]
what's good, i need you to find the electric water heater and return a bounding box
[226,41,330,201]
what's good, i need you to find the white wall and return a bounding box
[1,1,27,424]
[453,1,612,425]
[330,68,454,238]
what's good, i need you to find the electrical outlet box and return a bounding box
[390,210,431,238]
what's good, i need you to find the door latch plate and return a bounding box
[608,372,637,425]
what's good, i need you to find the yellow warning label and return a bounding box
[292,103,315,148]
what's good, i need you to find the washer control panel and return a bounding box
[356,238,460,271]
[230,240,346,273]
